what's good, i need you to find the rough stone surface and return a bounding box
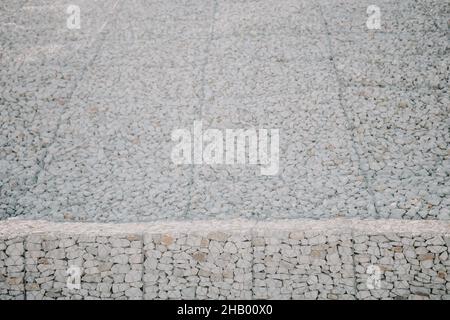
[22,233,143,300]
[0,0,448,222]
[0,0,449,301]
[0,236,25,300]
[354,233,450,300]
[143,232,253,299]
[0,219,449,300]
[252,230,355,299]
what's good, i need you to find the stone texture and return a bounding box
[0,236,25,300]
[22,233,143,300]
[0,219,449,300]
[354,232,450,300]
[0,0,448,222]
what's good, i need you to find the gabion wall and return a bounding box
[1,219,449,300]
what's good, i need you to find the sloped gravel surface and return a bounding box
[0,0,449,222]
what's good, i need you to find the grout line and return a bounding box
[250,219,258,299]
[184,0,219,218]
[0,1,121,218]
[22,235,27,300]
[30,0,121,185]
[350,230,358,299]
[140,232,145,300]
[318,3,381,219]
[414,0,443,32]
[0,0,31,217]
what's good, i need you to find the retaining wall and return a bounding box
[1,219,449,300]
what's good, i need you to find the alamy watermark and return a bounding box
[66,265,82,290]
[66,5,81,29]
[171,121,279,175]
[366,264,382,289]
[366,5,381,30]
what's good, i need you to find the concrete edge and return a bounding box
[1,218,449,237]
[1,218,450,300]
